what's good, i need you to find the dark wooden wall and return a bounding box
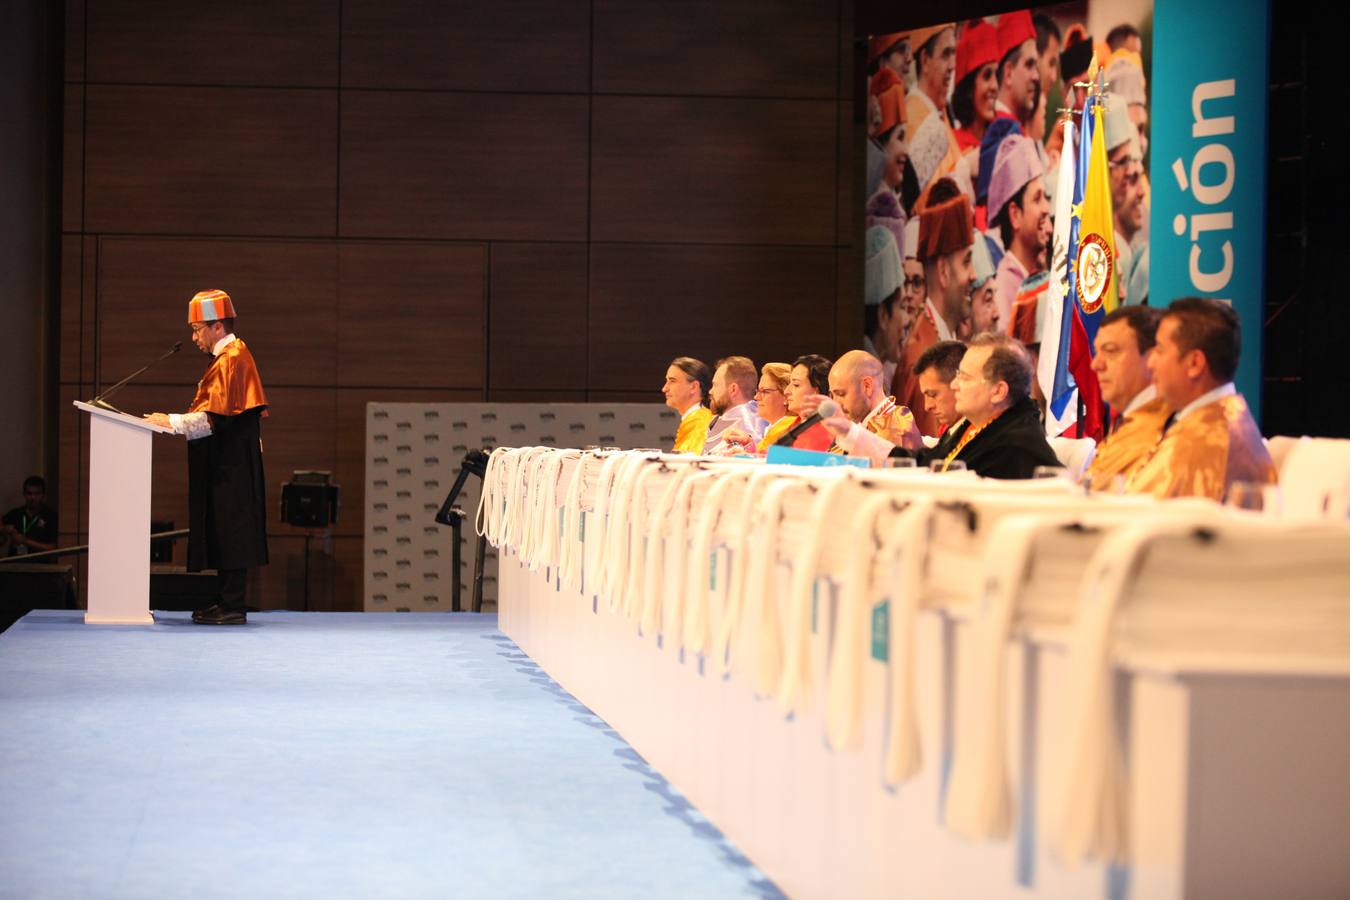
[58,0,861,609]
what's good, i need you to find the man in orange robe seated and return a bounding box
[1085,305,1172,491]
[1126,298,1277,500]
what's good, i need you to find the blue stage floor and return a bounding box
[0,611,780,899]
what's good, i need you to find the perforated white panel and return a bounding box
[364,403,678,611]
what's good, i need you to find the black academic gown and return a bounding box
[187,407,269,572]
[894,395,1060,479]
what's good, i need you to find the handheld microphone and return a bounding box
[774,398,840,446]
[89,342,183,412]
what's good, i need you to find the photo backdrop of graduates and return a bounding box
[863,0,1273,424]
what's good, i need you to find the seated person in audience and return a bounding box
[1126,297,1277,500]
[816,350,924,456]
[914,340,967,436]
[703,356,768,454]
[774,354,835,452]
[2,475,58,557]
[721,362,793,455]
[663,357,714,454]
[1085,305,1171,491]
[902,333,1059,477]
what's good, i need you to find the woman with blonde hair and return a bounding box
[753,362,794,452]
[718,361,793,455]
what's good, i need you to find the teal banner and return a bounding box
[1150,0,1272,420]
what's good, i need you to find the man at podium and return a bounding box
[145,290,269,625]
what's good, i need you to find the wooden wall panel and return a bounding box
[57,384,87,539]
[593,0,838,98]
[336,242,487,389]
[63,85,82,232]
[489,243,588,391]
[342,0,590,92]
[256,386,338,536]
[81,237,97,387]
[339,92,588,241]
[835,248,861,358]
[588,243,837,392]
[836,100,856,247]
[60,236,82,384]
[333,387,481,538]
[84,86,338,237]
[254,535,304,610]
[65,0,84,82]
[591,96,837,245]
[85,0,339,87]
[95,238,339,388]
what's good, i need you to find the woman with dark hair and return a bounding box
[952,20,1000,157]
[777,354,835,452]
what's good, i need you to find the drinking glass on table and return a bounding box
[1224,481,1282,515]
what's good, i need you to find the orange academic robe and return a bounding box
[1085,396,1172,491]
[1126,395,1277,501]
[673,407,714,454]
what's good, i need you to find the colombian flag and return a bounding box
[1072,95,1120,344]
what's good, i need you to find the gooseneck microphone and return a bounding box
[774,398,840,446]
[88,342,182,413]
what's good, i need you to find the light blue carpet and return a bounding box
[0,611,781,899]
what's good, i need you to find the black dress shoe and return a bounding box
[193,605,247,625]
[191,604,223,623]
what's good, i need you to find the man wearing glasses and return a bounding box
[902,333,1057,477]
[145,290,269,625]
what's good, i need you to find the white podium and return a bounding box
[73,401,174,624]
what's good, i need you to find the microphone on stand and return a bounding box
[88,342,182,413]
[774,398,840,446]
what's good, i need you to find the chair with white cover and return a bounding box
[1274,435,1350,518]
[1047,435,1097,481]
[1050,516,1350,867]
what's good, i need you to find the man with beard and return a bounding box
[818,350,923,459]
[703,356,767,454]
[893,178,975,435]
[987,134,1049,329]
